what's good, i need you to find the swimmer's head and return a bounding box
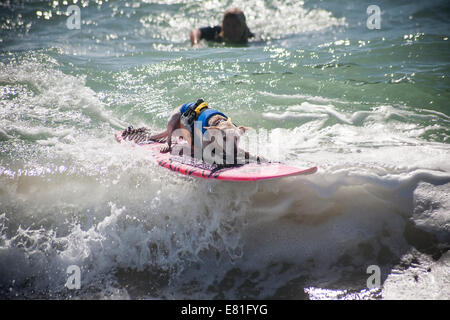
[221,8,251,43]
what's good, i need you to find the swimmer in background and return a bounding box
[190,8,255,46]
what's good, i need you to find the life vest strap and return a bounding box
[194,101,209,116]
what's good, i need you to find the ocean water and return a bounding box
[0,0,449,300]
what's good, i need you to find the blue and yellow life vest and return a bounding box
[180,100,228,134]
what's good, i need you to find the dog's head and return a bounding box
[204,118,249,155]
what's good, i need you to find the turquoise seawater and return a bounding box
[0,0,449,299]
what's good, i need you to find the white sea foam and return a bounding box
[0,55,125,135]
[382,251,450,300]
[1,129,449,298]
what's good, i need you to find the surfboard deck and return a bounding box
[115,132,317,181]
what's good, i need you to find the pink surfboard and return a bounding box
[115,132,317,181]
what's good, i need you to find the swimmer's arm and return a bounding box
[190,28,201,47]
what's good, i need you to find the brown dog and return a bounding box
[124,101,264,165]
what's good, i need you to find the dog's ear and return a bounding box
[203,126,220,130]
[239,126,251,134]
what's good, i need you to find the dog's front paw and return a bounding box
[160,143,171,153]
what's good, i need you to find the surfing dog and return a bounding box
[122,99,264,165]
